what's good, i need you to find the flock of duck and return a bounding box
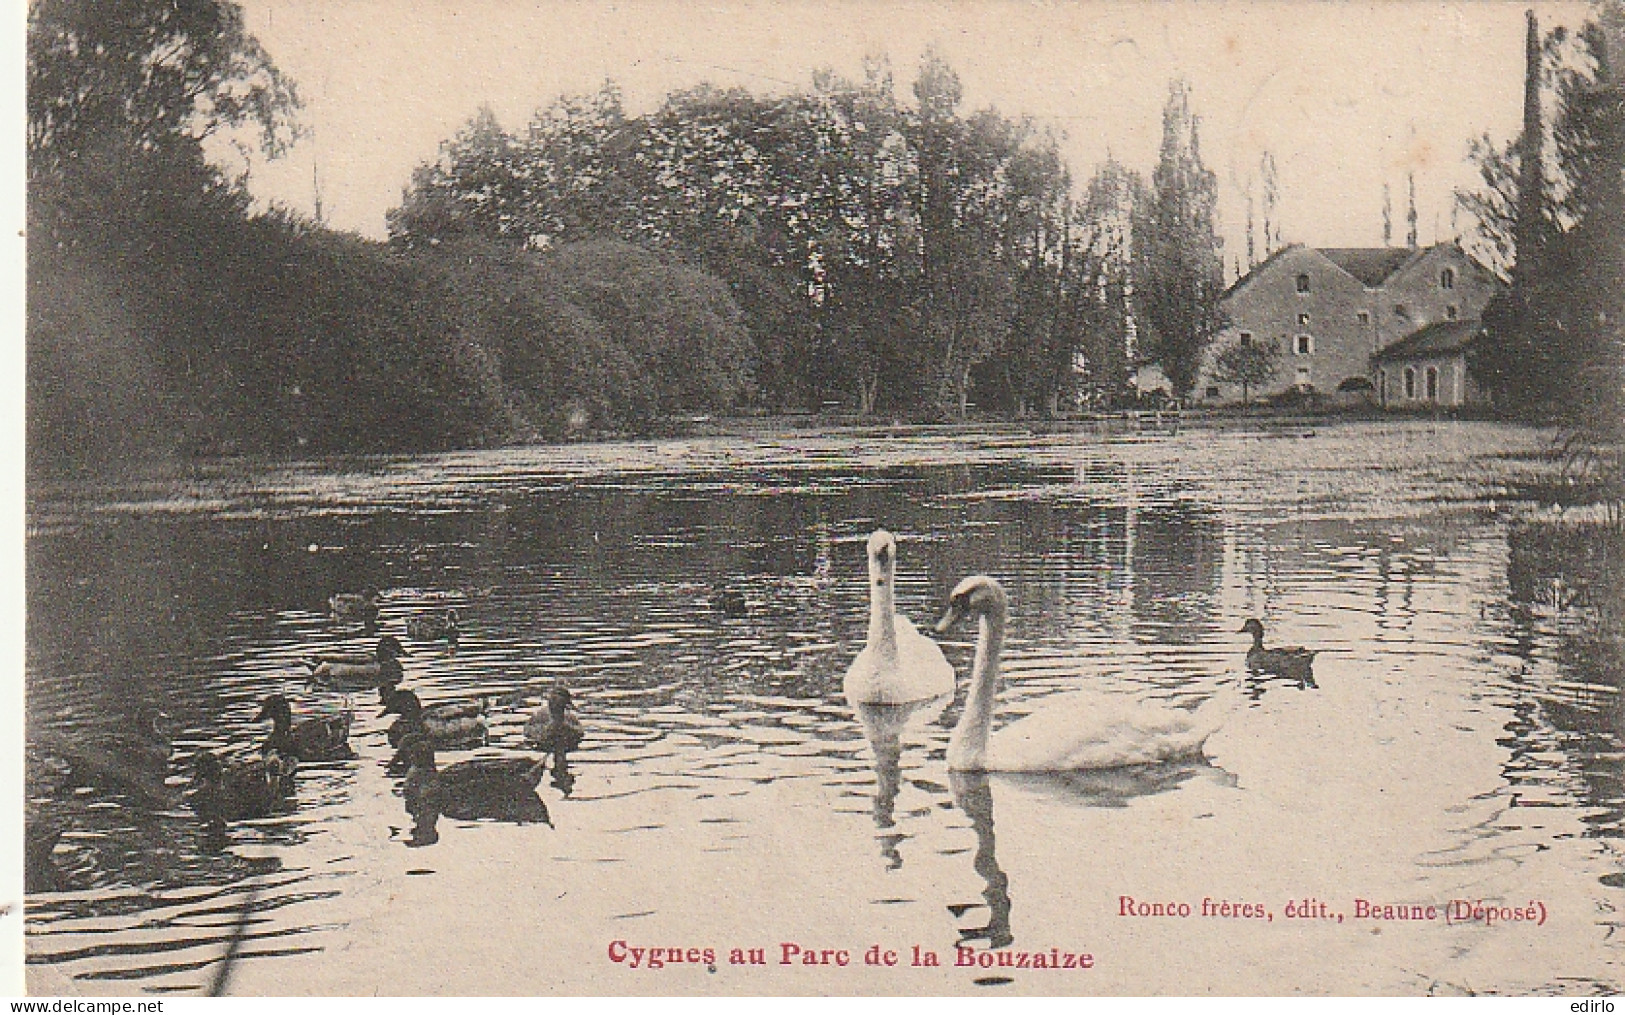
[26,527,1318,892]
[25,597,584,889]
[189,602,585,848]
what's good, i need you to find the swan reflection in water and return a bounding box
[948,773,1013,949]
[855,697,949,869]
[947,761,1233,953]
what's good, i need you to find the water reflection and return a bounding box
[22,423,1625,994]
[948,773,1012,949]
[997,760,1228,809]
[857,698,948,869]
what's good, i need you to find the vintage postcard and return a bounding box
[13,0,1625,997]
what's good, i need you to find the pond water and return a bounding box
[23,420,1625,995]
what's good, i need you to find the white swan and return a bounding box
[935,575,1238,772]
[843,529,956,707]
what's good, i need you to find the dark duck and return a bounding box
[405,608,459,652]
[259,694,355,762]
[330,587,381,633]
[1240,618,1319,689]
[397,737,552,846]
[306,635,409,697]
[186,748,298,836]
[382,689,488,774]
[27,706,176,810]
[710,584,748,619]
[25,707,177,891]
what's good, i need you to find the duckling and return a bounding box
[1239,618,1319,689]
[524,683,584,785]
[330,588,381,633]
[382,688,487,761]
[306,635,409,696]
[186,749,297,835]
[405,609,460,651]
[397,737,552,826]
[710,584,748,619]
[258,694,355,762]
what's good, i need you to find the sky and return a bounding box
[229,0,1596,264]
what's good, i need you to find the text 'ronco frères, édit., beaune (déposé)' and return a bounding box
[1117,895,1549,927]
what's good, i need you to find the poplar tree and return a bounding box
[1134,80,1226,400]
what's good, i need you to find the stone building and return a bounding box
[1371,319,1488,408]
[1190,242,1500,405]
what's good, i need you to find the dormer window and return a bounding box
[1446,304,1459,321]
[1296,274,1311,294]
[1440,267,1456,290]
[1239,331,1253,346]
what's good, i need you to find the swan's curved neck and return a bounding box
[949,606,1005,769]
[867,563,898,657]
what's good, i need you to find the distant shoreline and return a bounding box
[28,408,1565,484]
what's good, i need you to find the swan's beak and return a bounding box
[934,603,966,636]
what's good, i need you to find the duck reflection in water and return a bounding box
[397,736,553,848]
[855,698,947,869]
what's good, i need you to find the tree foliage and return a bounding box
[1133,80,1226,400]
[27,0,757,471]
[27,0,300,177]
[389,53,1152,419]
[1465,5,1624,449]
[1210,336,1282,406]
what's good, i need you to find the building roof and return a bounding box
[1318,247,1423,287]
[1222,244,1296,297]
[1372,318,1485,362]
[1223,242,1437,299]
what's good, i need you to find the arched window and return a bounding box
[1440,267,1456,290]
[1425,366,1439,401]
[1404,367,1416,399]
[1296,273,1311,293]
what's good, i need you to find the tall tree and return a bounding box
[387,106,528,247]
[1259,151,1280,255]
[1514,9,1549,282]
[28,0,306,466]
[1135,80,1226,400]
[28,0,300,175]
[1469,2,1624,439]
[1245,185,1256,268]
[1406,171,1419,247]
